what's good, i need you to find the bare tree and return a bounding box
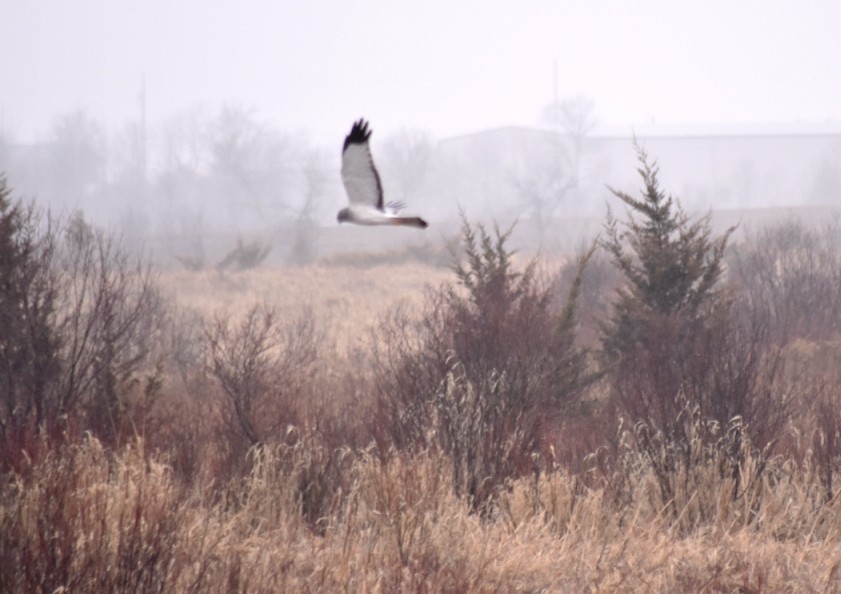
[518,96,597,240]
[207,105,297,227]
[156,109,213,262]
[159,108,210,175]
[48,110,106,206]
[289,147,333,265]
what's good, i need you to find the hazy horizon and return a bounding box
[3,0,841,144]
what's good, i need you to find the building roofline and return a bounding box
[441,121,841,144]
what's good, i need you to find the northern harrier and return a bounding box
[337,119,428,229]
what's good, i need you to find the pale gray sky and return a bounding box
[2,0,840,143]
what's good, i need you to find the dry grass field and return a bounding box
[160,263,452,354]
[3,198,841,592]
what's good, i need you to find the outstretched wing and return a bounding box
[384,200,406,215]
[341,119,384,210]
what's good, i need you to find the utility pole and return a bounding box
[553,59,559,127]
[139,73,147,185]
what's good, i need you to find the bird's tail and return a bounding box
[392,216,428,229]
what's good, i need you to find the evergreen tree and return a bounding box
[602,145,733,362]
[600,145,740,475]
[0,176,60,436]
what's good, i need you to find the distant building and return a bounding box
[437,122,841,219]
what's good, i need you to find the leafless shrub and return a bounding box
[55,212,165,446]
[301,359,376,452]
[154,303,205,386]
[216,237,272,271]
[175,254,206,271]
[723,217,841,498]
[728,217,841,345]
[203,304,320,461]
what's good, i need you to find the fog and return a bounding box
[1,0,840,262]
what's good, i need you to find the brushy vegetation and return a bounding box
[371,219,595,509]
[2,160,841,592]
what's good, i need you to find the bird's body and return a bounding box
[338,119,428,229]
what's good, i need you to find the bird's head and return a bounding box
[337,207,350,224]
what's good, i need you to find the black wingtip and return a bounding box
[342,118,372,152]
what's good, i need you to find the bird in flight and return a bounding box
[337,119,428,229]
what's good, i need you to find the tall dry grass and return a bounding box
[3,432,841,593]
